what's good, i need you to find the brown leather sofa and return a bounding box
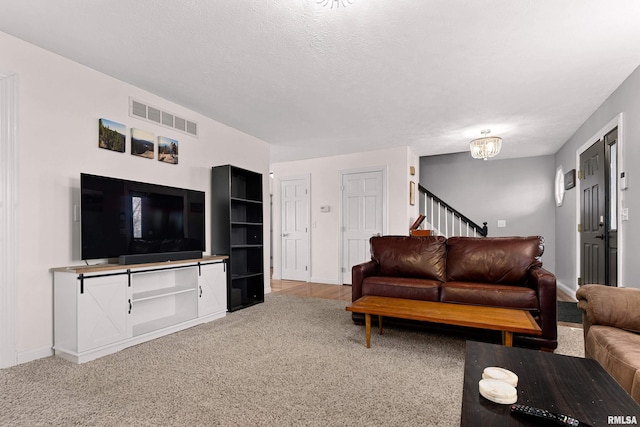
[351,235,557,350]
[577,284,640,403]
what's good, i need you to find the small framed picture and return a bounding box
[98,118,126,153]
[565,169,576,190]
[158,136,178,164]
[131,128,155,159]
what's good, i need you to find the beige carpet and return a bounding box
[0,294,584,426]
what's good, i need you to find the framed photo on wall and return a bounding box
[131,128,155,159]
[158,136,178,164]
[565,169,576,190]
[98,118,126,153]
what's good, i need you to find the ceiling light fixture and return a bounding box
[316,0,354,8]
[470,129,502,160]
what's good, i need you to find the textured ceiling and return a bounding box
[2,0,640,162]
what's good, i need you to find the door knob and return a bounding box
[594,234,605,240]
[282,233,289,237]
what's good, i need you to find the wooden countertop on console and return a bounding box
[51,255,229,274]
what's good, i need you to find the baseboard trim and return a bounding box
[309,277,341,285]
[557,281,577,301]
[17,345,54,365]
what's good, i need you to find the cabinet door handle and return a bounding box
[199,285,202,298]
[128,299,132,314]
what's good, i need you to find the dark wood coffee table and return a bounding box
[461,341,640,426]
[346,296,541,348]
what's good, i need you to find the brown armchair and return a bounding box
[577,284,640,403]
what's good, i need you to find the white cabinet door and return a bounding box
[198,262,227,317]
[77,274,130,352]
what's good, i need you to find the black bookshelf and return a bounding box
[211,165,264,311]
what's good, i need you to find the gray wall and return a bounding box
[555,64,640,293]
[421,63,640,295]
[420,153,556,274]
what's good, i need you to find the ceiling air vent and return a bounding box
[129,97,198,137]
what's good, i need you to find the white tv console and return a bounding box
[51,256,228,364]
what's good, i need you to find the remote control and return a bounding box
[510,404,592,427]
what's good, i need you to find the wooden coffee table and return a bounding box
[461,341,640,426]
[346,296,541,348]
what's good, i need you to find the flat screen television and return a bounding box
[81,173,205,263]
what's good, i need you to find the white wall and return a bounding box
[271,147,419,284]
[1,31,271,363]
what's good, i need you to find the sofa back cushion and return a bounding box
[446,236,544,286]
[370,235,447,281]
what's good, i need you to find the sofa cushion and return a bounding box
[362,276,440,301]
[586,325,640,402]
[370,235,447,281]
[446,236,544,286]
[440,281,539,310]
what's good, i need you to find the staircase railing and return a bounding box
[418,184,488,237]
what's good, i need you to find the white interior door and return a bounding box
[280,176,310,281]
[341,169,384,284]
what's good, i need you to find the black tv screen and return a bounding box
[80,173,205,261]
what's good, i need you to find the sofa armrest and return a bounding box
[577,284,640,335]
[352,260,379,302]
[528,266,557,342]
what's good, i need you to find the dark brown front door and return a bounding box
[580,127,618,287]
[580,139,606,285]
